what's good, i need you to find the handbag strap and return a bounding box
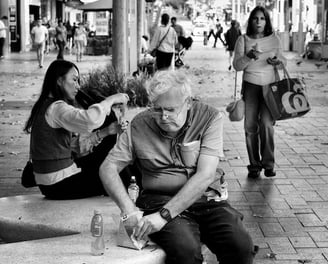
[234,70,238,100]
[273,64,292,91]
[156,27,171,50]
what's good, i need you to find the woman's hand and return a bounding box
[106,93,130,106]
[267,56,282,66]
[246,49,260,60]
[119,118,129,132]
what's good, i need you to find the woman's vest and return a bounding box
[31,98,73,173]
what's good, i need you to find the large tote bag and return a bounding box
[263,64,310,121]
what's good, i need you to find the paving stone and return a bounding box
[296,248,326,260]
[260,223,285,237]
[300,191,324,202]
[288,236,316,248]
[251,205,275,218]
[244,222,264,238]
[296,213,326,227]
[312,208,328,222]
[265,237,296,254]
[226,191,247,202]
[276,185,298,195]
[244,192,266,204]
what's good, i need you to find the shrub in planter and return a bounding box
[77,64,150,108]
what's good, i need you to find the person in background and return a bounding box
[48,20,57,51]
[65,20,73,50]
[71,22,77,48]
[225,20,241,71]
[99,69,255,264]
[214,19,226,48]
[141,35,149,54]
[302,28,314,59]
[55,20,67,60]
[233,6,286,179]
[0,16,8,59]
[207,17,216,43]
[74,23,87,62]
[171,16,185,51]
[31,19,49,68]
[24,60,130,199]
[171,17,185,37]
[148,13,177,70]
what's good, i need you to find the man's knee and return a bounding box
[228,227,254,263]
[168,238,203,264]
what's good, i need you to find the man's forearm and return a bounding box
[164,171,214,218]
[163,155,219,219]
[99,160,137,215]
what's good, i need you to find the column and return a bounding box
[112,0,128,74]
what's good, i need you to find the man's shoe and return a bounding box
[248,171,260,179]
[264,169,276,177]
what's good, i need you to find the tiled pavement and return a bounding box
[1,41,328,263]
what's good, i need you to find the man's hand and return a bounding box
[134,212,167,241]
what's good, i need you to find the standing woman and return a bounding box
[233,6,286,178]
[148,13,177,70]
[24,60,129,199]
[74,23,87,62]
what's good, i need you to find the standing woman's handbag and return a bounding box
[263,64,310,121]
[226,71,245,121]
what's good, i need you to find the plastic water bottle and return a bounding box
[128,176,139,203]
[90,210,105,256]
[220,175,228,200]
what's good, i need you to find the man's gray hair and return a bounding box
[147,69,192,102]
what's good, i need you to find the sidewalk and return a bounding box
[1,40,328,263]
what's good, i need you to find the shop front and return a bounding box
[79,0,112,55]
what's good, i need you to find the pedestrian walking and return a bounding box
[233,5,286,179]
[65,20,73,50]
[23,60,130,200]
[213,19,225,48]
[31,19,48,68]
[55,21,67,60]
[148,13,177,70]
[74,23,87,62]
[225,20,241,70]
[99,69,255,264]
[0,16,8,59]
[171,16,185,51]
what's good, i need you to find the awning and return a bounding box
[78,0,113,11]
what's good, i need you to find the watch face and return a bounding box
[160,208,172,222]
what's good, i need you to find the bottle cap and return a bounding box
[94,209,100,215]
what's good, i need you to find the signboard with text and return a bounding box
[95,12,109,36]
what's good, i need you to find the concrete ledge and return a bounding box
[0,195,165,264]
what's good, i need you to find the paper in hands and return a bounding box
[117,212,149,250]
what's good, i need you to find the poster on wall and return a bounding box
[95,12,108,36]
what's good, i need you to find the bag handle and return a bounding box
[156,27,171,50]
[233,70,238,101]
[273,64,293,91]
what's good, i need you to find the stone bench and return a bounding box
[0,194,166,264]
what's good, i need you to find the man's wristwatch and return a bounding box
[159,207,172,222]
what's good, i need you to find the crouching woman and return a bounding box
[24,60,129,199]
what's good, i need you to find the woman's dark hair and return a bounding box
[161,13,170,26]
[246,6,273,37]
[24,60,79,133]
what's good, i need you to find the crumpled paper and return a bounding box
[117,213,148,250]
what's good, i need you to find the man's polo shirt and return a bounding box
[106,100,223,195]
